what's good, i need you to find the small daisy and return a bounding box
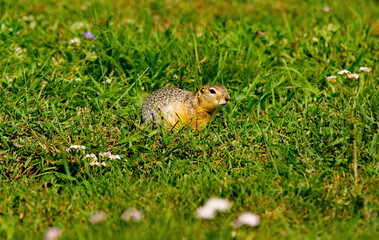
[121,208,144,222]
[124,18,136,24]
[337,69,350,75]
[89,211,107,224]
[44,227,62,240]
[85,153,98,161]
[196,206,216,219]
[195,197,231,219]
[100,151,112,157]
[323,6,332,12]
[66,145,86,153]
[89,161,100,166]
[100,151,121,160]
[204,197,231,212]
[69,38,81,45]
[326,75,337,83]
[358,67,371,73]
[234,212,260,228]
[108,154,121,160]
[347,73,359,80]
[105,77,113,84]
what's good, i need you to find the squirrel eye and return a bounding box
[209,89,216,94]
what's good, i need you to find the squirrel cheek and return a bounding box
[218,99,228,106]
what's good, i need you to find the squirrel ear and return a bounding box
[200,87,206,93]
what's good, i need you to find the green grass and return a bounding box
[1,0,379,239]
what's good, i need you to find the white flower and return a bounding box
[337,70,350,75]
[89,211,107,224]
[100,151,112,157]
[359,67,371,73]
[347,73,359,80]
[195,197,231,219]
[100,151,121,160]
[234,212,260,228]
[204,197,231,212]
[323,6,331,12]
[89,161,100,166]
[196,206,216,219]
[109,154,121,160]
[105,77,114,84]
[120,208,144,222]
[124,18,136,24]
[69,38,81,45]
[66,145,86,153]
[44,227,62,240]
[85,153,98,161]
[89,160,108,167]
[326,75,337,82]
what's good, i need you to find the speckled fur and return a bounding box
[141,84,230,129]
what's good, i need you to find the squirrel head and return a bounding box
[196,84,230,112]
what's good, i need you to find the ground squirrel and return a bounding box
[142,84,230,129]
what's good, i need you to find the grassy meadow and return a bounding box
[1,0,379,239]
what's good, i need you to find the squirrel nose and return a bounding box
[220,95,230,106]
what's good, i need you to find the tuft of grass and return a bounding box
[1,0,379,239]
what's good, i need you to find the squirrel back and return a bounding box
[142,84,230,129]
